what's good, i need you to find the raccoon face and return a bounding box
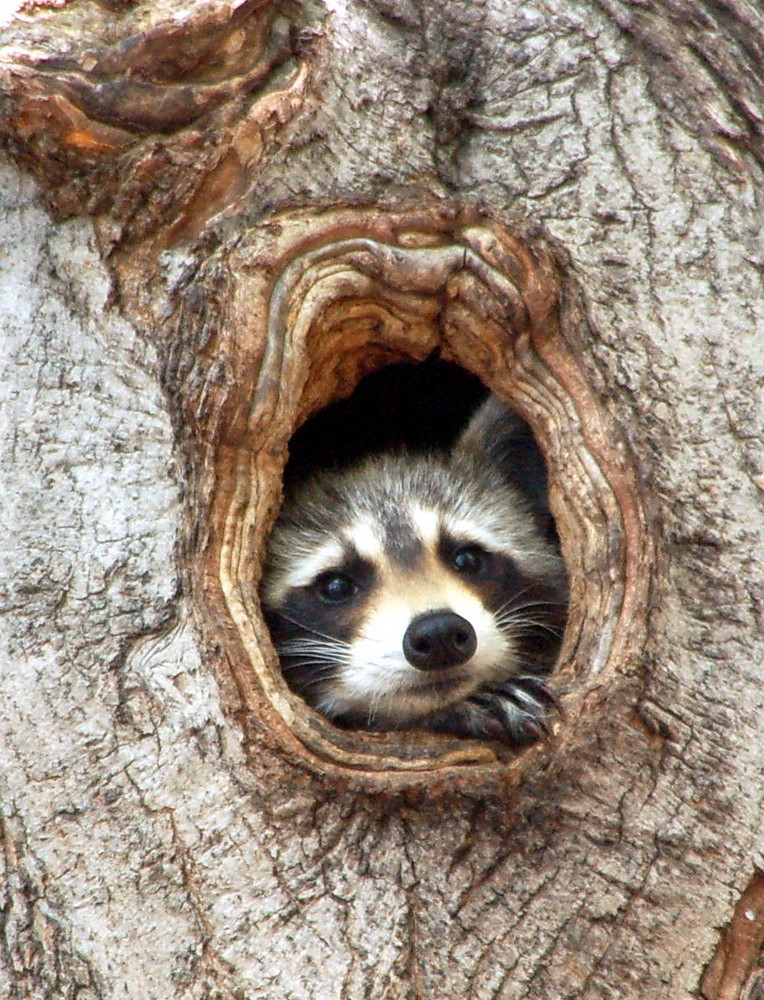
[261,399,568,745]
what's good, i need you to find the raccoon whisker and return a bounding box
[277,646,343,660]
[493,586,533,611]
[277,651,350,666]
[496,617,562,637]
[504,650,562,675]
[495,610,564,631]
[494,596,567,618]
[278,639,351,657]
[279,659,344,672]
[495,614,564,636]
[496,625,563,640]
[495,607,565,626]
[493,588,565,618]
[502,630,565,649]
[269,611,354,649]
[495,606,563,622]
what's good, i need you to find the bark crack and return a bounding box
[0,804,106,1000]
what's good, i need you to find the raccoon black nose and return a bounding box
[403,611,477,671]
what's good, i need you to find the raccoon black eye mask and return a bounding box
[260,397,568,746]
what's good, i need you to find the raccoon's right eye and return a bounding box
[315,572,356,603]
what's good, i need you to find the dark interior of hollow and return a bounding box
[285,355,488,485]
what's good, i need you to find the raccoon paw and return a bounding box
[425,676,560,745]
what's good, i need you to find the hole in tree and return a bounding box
[199,203,645,781]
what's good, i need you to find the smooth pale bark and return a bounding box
[1,2,763,999]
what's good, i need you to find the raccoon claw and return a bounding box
[466,676,561,746]
[422,676,560,745]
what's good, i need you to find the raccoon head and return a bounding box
[260,398,568,743]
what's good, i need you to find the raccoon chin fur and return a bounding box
[260,397,568,746]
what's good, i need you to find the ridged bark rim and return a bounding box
[198,197,652,792]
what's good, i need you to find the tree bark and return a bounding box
[1,1,763,998]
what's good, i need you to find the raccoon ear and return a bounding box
[453,397,557,542]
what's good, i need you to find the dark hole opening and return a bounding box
[285,355,487,486]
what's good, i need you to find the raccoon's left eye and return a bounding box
[451,544,490,576]
[315,572,356,603]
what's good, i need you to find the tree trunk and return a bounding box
[1,1,762,998]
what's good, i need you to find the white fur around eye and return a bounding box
[443,512,524,559]
[263,537,346,603]
[409,505,440,546]
[344,519,385,561]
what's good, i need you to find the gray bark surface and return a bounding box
[1,2,763,999]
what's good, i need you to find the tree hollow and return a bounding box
[189,198,653,792]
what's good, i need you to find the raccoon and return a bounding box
[260,397,568,745]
